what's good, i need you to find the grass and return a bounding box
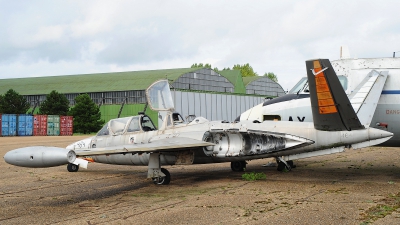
[360,192,400,224]
[241,172,266,181]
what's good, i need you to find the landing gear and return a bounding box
[277,161,289,171]
[148,153,171,185]
[276,157,292,172]
[288,160,296,168]
[152,168,171,185]
[231,161,246,172]
[67,163,79,172]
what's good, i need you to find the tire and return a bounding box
[277,161,285,171]
[67,163,79,172]
[231,161,246,172]
[152,168,171,185]
[288,160,296,168]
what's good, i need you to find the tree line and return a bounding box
[190,63,278,82]
[0,89,104,134]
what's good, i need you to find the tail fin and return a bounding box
[306,59,364,131]
[349,70,388,127]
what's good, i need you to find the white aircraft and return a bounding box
[238,56,400,147]
[4,59,393,185]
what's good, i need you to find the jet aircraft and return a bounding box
[4,59,393,185]
[238,57,400,146]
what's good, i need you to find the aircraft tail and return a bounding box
[306,59,364,131]
[349,70,388,128]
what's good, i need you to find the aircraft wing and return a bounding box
[74,137,214,156]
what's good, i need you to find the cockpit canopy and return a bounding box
[97,115,156,136]
[146,80,174,111]
[288,75,348,94]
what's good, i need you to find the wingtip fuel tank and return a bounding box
[4,146,76,168]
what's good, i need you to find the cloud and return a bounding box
[1,0,400,90]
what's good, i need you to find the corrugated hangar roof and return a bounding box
[218,70,246,93]
[0,68,200,95]
[242,76,268,86]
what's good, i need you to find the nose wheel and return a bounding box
[67,163,79,172]
[231,161,246,172]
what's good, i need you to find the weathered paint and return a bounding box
[33,115,47,136]
[1,114,17,136]
[47,115,60,136]
[60,116,73,136]
[17,114,33,136]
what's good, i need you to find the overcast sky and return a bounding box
[1,0,399,91]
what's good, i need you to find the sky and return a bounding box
[1,0,399,91]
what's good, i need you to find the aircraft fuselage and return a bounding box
[83,119,390,166]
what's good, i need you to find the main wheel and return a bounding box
[231,161,246,172]
[287,160,296,168]
[152,168,171,185]
[67,163,79,172]
[277,161,291,172]
[277,161,285,171]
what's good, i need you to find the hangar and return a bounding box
[0,67,285,126]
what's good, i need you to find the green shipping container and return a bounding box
[47,115,60,136]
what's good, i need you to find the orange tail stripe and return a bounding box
[313,61,337,114]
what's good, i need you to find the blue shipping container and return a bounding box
[2,114,17,136]
[18,114,33,136]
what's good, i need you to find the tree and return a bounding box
[68,94,104,134]
[263,72,278,83]
[190,63,277,80]
[191,63,219,72]
[191,63,212,68]
[39,90,70,115]
[0,89,30,114]
[232,63,258,77]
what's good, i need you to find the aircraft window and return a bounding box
[338,75,348,90]
[303,83,309,93]
[97,123,109,136]
[141,116,157,131]
[186,115,196,123]
[263,115,281,121]
[289,75,348,93]
[172,113,185,124]
[109,117,130,135]
[127,117,140,132]
[288,77,307,94]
